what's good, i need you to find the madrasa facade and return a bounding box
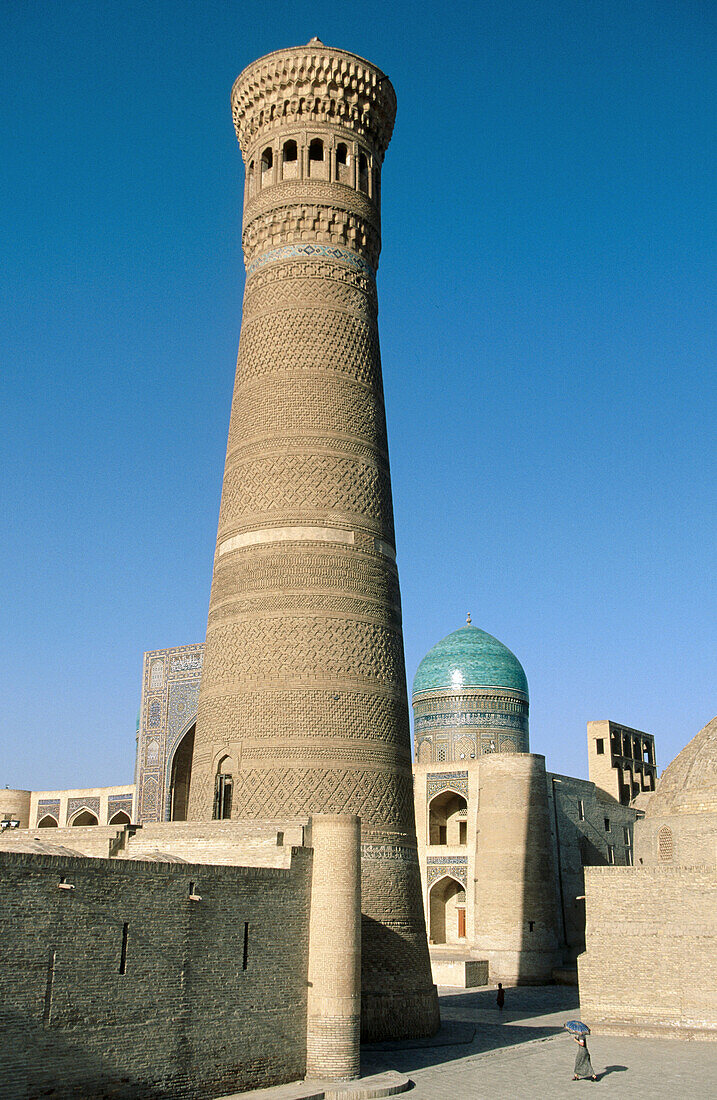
[5,620,655,989]
[2,34,715,1100]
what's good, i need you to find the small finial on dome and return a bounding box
[466,612,472,625]
[307,36,324,45]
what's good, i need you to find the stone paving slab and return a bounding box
[216,987,717,1100]
[360,986,717,1099]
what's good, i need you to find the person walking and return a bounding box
[572,1035,597,1081]
[496,983,505,1012]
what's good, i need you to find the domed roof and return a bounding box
[412,623,528,699]
[646,715,717,817]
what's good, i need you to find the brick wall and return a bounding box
[578,864,717,1037]
[546,773,637,958]
[0,848,312,1099]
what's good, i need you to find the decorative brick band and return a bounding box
[361,843,419,863]
[427,771,469,799]
[426,855,468,888]
[217,526,396,561]
[246,243,375,280]
[218,525,355,557]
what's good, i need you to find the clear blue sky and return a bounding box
[2,0,715,791]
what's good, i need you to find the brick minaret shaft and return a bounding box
[188,40,438,1040]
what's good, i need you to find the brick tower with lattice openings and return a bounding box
[187,40,439,1040]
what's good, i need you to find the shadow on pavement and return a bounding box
[362,986,581,1077]
[597,1064,628,1079]
[438,986,580,1024]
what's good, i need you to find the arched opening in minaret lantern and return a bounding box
[308,138,326,178]
[336,142,349,183]
[357,152,369,193]
[282,139,298,179]
[261,147,273,186]
[429,876,466,944]
[428,789,468,846]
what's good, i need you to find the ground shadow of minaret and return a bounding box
[361,984,579,1077]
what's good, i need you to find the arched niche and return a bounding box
[418,739,432,764]
[213,752,234,820]
[429,875,466,944]
[169,722,195,822]
[38,815,58,828]
[428,789,468,846]
[70,809,98,827]
[109,810,131,826]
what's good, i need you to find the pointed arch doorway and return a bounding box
[429,875,467,944]
[169,722,195,821]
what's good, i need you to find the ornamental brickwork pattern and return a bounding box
[230,46,396,157]
[234,303,382,385]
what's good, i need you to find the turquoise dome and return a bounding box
[412,625,528,699]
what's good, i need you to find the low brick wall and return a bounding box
[578,864,717,1037]
[120,818,306,866]
[0,848,312,1098]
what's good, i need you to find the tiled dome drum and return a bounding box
[412,622,529,764]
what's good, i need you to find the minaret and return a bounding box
[188,41,439,1040]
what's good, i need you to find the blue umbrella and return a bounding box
[565,1020,591,1035]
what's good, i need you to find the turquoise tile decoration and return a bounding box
[247,243,375,280]
[412,625,529,699]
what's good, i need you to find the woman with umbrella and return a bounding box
[565,1021,598,1081]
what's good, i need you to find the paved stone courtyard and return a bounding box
[358,985,717,1099]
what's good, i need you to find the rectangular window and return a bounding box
[625,847,633,866]
[213,774,233,820]
[438,825,447,845]
[242,921,249,971]
[604,817,610,832]
[623,826,631,845]
[607,845,615,864]
[43,948,56,1025]
[577,799,585,821]
[459,821,467,845]
[119,922,129,974]
[457,908,466,938]
[595,739,605,755]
